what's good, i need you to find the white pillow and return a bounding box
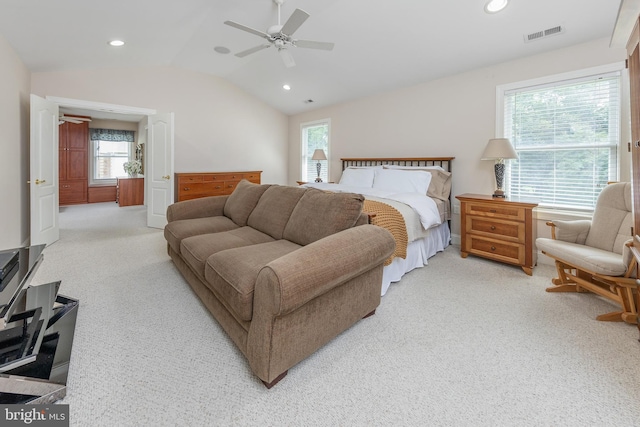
[338,168,376,187]
[373,168,432,194]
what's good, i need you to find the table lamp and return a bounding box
[311,149,327,182]
[481,138,518,198]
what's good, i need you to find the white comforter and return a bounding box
[302,183,442,232]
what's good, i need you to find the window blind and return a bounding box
[504,72,620,211]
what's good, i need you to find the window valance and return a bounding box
[89,128,135,142]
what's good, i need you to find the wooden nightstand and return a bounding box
[456,194,538,275]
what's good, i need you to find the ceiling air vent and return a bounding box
[524,25,565,43]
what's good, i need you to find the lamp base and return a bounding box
[492,189,506,198]
[315,177,323,182]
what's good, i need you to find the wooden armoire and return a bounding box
[624,11,640,335]
[58,120,89,205]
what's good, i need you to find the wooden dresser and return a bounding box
[456,194,538,275]
[175,171,262,202]
[116,177,144,207]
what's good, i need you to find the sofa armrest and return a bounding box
[547,219,591,244]
[166,195,229,222]
[255,224,395,316]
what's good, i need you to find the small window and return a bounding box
[301,120,330,183]
[89,129,136,185]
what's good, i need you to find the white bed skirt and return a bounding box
[380,222,451,296]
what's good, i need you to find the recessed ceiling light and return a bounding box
[214,46,230,54]
[484,0,508,13]
[108,40,125,47]
[283,84,291,91]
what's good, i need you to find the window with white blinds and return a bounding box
[503,71,620,211]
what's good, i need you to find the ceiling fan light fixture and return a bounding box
[484,0,508,13]
[108,40,125,47]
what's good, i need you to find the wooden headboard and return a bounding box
[341,157,454,172]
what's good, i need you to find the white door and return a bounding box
[146,113,174,229]
[30,95,59,246]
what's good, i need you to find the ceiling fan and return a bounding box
[58,115,92,125]
[224,0,334,68]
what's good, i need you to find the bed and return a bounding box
[303,157,454,295]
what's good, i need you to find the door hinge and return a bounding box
[629,142,632,152]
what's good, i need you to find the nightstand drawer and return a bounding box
[465,235,525,266]
[466,216,525,243]
[465,202,525,221]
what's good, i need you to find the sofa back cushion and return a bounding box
[283,188,365,246]
[223,180,271,226]
[247,185,307,239]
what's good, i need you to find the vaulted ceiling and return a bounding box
[0,0,623,115]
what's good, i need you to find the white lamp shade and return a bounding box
[481,138,518,160]
[311,149,327,161]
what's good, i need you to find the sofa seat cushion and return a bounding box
[537,237,627,276]
[205,240,302,321]
[164,216,239,253]
[180,227,275,277]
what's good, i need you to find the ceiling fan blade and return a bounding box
[280,8,309,36]
[224,20,270,39]
[278,48,296,68]
[294,40,334,51]
[60,116,92,122]
[235,44,271,58]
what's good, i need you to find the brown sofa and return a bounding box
[164,179,395,388]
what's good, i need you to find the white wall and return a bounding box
[31,66,289,185]
[287,37,630,245]
[0,34,30,250]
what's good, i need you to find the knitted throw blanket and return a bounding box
[363,199,408,266]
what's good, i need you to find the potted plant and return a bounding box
[123,160,142,177]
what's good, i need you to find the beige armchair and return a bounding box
[536,182,638,323]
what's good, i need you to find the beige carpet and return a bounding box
[33,202,640,426]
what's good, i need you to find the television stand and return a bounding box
[0,245,78,404]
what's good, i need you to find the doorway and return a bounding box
[30,96,174,246]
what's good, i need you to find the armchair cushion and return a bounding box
[584,182,632,254]
[550,220,591,244]
[536,237,628,276]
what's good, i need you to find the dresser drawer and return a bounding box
[178,182,216,198]
[204,173,243,182]
[60,180,87,204]
[178,174,204,184]
[243,173,261,183]
[222,180,241,194]
[465,235,525,266]
[465,202,525,221]
[466,216,525,243]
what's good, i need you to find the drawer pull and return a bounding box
[490,209,497,213]
[227,184,234,188]
[490,226,496,231]
[215,185,221,189]
[183,187,190,191]
[491,246,496,251]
